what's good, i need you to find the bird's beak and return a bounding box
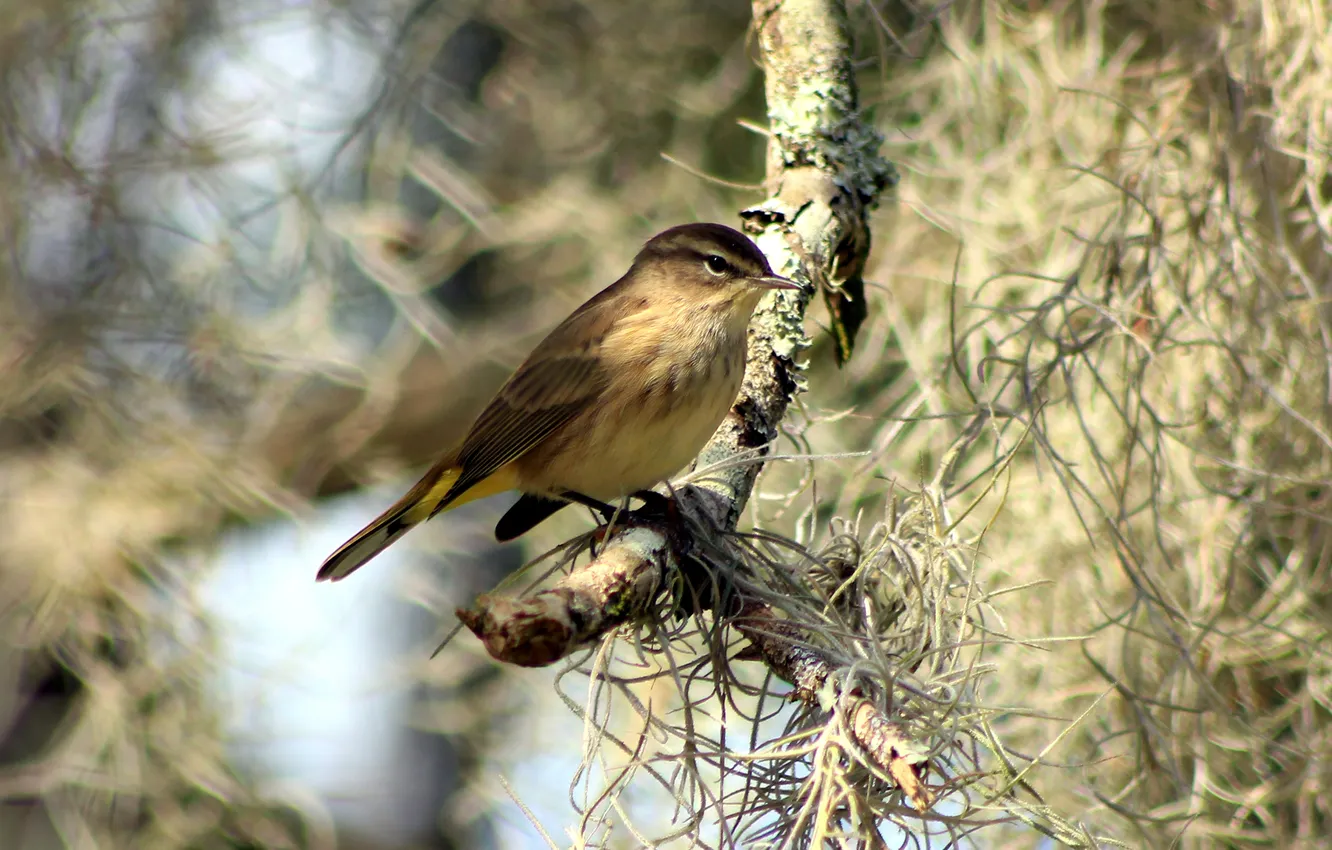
[752,274,803,292]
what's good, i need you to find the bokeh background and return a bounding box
[3,0,1331,847]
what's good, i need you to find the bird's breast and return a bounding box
[517,304,747,500]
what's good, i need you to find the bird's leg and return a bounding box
[624,489,714,617]
[560,491,620,522]
[558,492,628,557]
[628,489,676,522]
[560,490,686,549]
[496,491,622,545]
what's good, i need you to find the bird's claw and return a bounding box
[627,490,677,524]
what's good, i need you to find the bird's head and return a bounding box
[632,223,804,304]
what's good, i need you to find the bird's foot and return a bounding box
[560,491,620,522]
[566,490,676,527]
[580,490,682,547]
[627,489,677,524]
[494,491,621,542]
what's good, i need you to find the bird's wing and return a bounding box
[318,275,647,582]
[438,287,637,508]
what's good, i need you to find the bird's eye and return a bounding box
[704,254,730,276]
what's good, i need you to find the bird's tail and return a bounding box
[316,462,516,582]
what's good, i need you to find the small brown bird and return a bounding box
[317,223,799,582]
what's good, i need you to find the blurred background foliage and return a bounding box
[2,0,1331,847]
